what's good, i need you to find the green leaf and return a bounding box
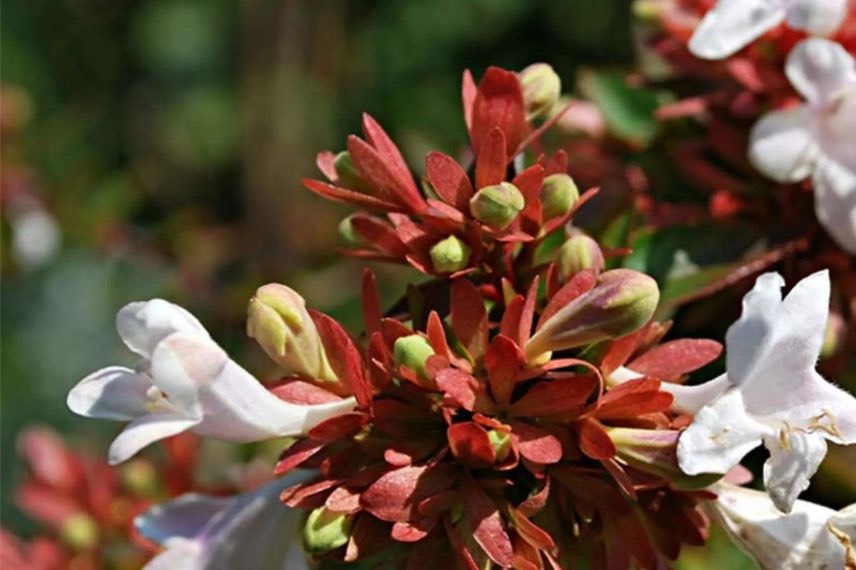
[579,70,664,145]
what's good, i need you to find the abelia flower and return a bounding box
[677,270,856,512]
[689,0,849,59]
[749,37,856,253]
[712,483,856,569]
[303,65,598,280]
[135,474,310,570]
[67,299,355,464]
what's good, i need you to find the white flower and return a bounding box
[136,474,310,570]
[749,38,856,253]
[676,270,856,512]
[712,483,856,569]
[688,0,849,60]
[67,299,355,465]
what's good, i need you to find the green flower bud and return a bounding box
[247,284,338,382]
[60,513,99,551]
[338,215,361,246]
[469,182,525,230]
[304,507,352,554]
[524,269,659,363]
[557,234,605,278]
[430,235,471,274]
[520,63,562,120]
[487,430,512,462]
[121,459,159,498]
[540,174,579,220]
[393,334,435,381]
[334,151,370,193]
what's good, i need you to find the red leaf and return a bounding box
[274,438,326,475]
[577,418,616,460]
[470,67,527,156]
[269,378,344,405]
[18,427,84,492]
[517,477,550,516]
[362,114,423,210]
[451,279,488,360]
[350,215,408,257]
[500,294,525,343]
[512,164,546,228]
[448,422,496,469]
[627,340,722,381]
[435,368,495,414]
[360,465,457,522]
[15,484,80,528]
[462,70,477,132]
[475,127,507,189]
[510,375,596,417]
[325,486,361,514]
[427,311,452,361]
[542,149,568,175]
[519,276,539,347]
[597,379,673,420]
[486,335,522,408]
[312,312,373,408]
[392,521,432,543]
[348,135,424,214]
[302,178,400,212]
[508,507,556,551]
[426,151,473,211]
[460,475,514,567]
[538,269,597,329]
[307,413,369,442]
[316,150,338,181]
[509,421,562,465]
[281,479,337,509]
[599,326,649,376]
[362,269,382,334]
[346,515,393,562]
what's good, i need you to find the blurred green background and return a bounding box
[3,0,841,567]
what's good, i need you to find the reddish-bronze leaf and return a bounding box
[361,114,423,210]
[486,335,522,408]
[426,151,473,211]
[462,69,477,132]
[307,413,369,442]
[626,339,723,381]
[500,294,525,342]
[362,269,382,334]
[435,368,495,414]
[460,475,514,567]
[316,150,338,181]
[475,127,507,189]
[360,464,457,522]
[538,269,597,329]
[348,135,424,214]
[510,421,562,465]
[577,418,616,460]
[519,276,540,347]
[470,67,527,156]
[312,312,372,408]
[508,507,556,550]
[269,379,344,405]
[451,279,488,360]
[350,215,408,257]
[274,438,326,475]
[512,164,546,228]
[596,379,673,420]
[510,375,597,417]
[426,311,452,361]
[448,422,496,469]
[303,178,400,212]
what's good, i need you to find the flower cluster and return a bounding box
[57,61,856,570]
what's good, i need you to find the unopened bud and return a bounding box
[338,215,361,246]
[430,235,471,274]
[607,428,721,489]
[524,269,659,362]
[334,151,371,193]
[60,513,99,551]
[633,0,662,22]
[488,430,512,462]
[469,182,525,230]
[540,174,579,220]
[557,234,605,278]
[304,507,352,554]
[520,63,561,120]
[247,284,338,382]
[121,459,159,498]
[393,334,435,381]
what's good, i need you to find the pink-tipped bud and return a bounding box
[247,284,338,382]
[525,269,659,362]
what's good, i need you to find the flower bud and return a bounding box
[488,429,512,462]
[334,151,371,193]
[393,334,435,381]
[524,269,659,363]
[60,513,99,551]
[540,173,579,220]
[121,459,159,498]
[430,235,471,274]
[469,182,525,230]
[557,234,605,278]
[304,507,352,554]
[607,428,721,489]
[520,63,561,120]
[338,215,361,246]
[247,284,338,382]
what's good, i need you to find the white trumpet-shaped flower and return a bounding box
[688,0,849,60]
[676,270,856,512]
[749,38,856,253]
[67,300,355,465]
[712,484,856,569]
[136,474,310,570]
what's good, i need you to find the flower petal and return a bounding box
[785,0,849,35]
[712,484,846,570]
[763,431,827,513]
[136,494,232,545]
[677,389,773,475]
[785,38,856,103]
[748,106,817,183]
[660,373,731,415]
[144,539,203,570]
[67,366,150,420]
[813,154,856,254]
[108,413,200,465]
[688,0,786,60]
[116,299,209,359]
